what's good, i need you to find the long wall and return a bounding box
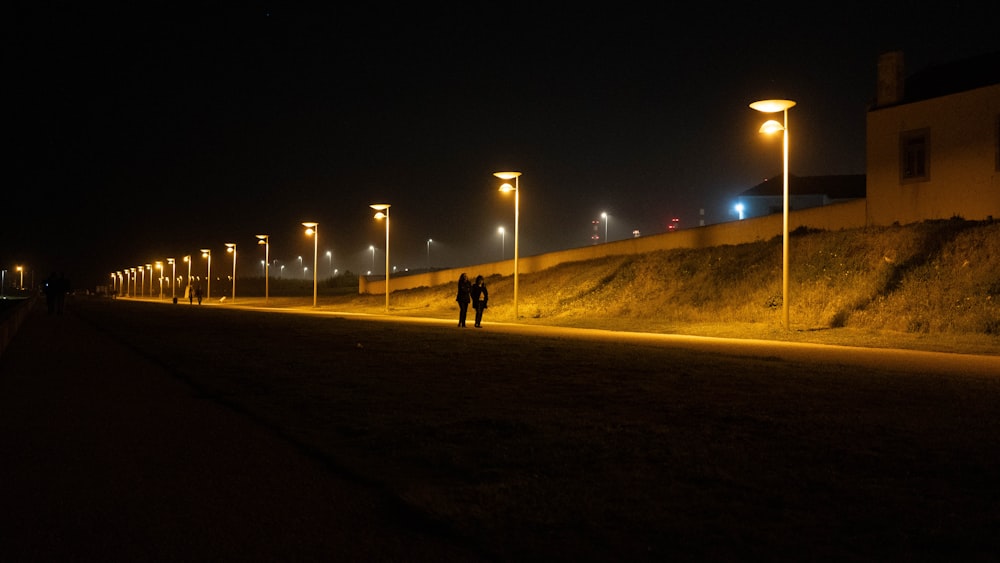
[360,198,867,294]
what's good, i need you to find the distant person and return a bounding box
[187,285,193,305]
[455,273,471,327]
[195,286,203,305]
[470,275,489,328]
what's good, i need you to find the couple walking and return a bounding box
[456,273,488,328]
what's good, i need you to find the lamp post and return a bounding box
[256,235,269,303]
[370,204,391,312]
[369,245,375,272]
[326,250,332,278]
[498,227,505,260]
[130,268,136,296]
[601,212,609,243]
[302,222,318,307]
[201,249,212,300]
[494,171,521,319]
[16,266,23,290]
[155,261,163,299]
[750,98,796,330]
[297,256,303,278]
[426,239,432,270]
[146,264,152,297]
[137,265,144,297]
[167,258,176,299]
[183,255,192,298]
[225,243,237,302]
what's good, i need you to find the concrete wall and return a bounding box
[360,198,867,294]
[867,83,1000,226]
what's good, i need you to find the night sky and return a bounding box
[5,3,1000,289]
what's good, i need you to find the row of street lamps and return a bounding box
[105,118,789,327]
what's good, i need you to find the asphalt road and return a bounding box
[2,296,999,561]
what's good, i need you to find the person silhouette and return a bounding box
[455,273,471,327]
[470,275,489,328]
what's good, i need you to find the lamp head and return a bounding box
[749,99,796,113]
[493,171,521,180]
[759,120,785,134]
[499,183,515,193]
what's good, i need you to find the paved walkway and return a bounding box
[0,301,483,562]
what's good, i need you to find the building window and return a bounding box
[900,128,930,183]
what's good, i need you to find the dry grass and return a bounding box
[308,218,999,356]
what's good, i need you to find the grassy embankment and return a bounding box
[322,218,999,355]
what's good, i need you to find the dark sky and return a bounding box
[5,3,1000,289]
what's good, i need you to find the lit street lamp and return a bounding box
[498,227,505,260]
[494,171,521,319]
[155,261,163,299]
[256,235,269,303]
[16,265,23,290]
[750,98,796,330]
[183,255,192,298]
[201,249,212,300]
[225,243,237,302]
[138,265,145,297]
[426,239,432,270]
[601,212,609,243]
[146,264,152,297]
[370,204,391,312]
[326,250,332,278]
[302,222,319,307]
[167,258,176,299]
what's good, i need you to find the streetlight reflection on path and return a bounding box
[750,98,796,330]
[494,171,521,319]
[302,223,318,307]
[370,204,391,312]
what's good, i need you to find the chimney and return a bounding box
[876,50,905,107]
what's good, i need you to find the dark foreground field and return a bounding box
[7,297,1000,561]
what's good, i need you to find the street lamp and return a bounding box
[146,264,152,297]
[750,98,796,330]
[201,249,212,300]
[16,266,23,290]
[183,255,192,298]
[302,222,318,307]
[155,261,163,299]
[370,204,391,312]
[369,245,376,273]
[138,265,145,297]
[225,243,237,302]
[297,256,303,278]
[130,268,136,296]
[498,227,505,260]
[426,239,432,270]
[256,235,269,303]
[167,258,176,299]
[601,212,609,243]
[494,171,521,319]
[326,250,332,278]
